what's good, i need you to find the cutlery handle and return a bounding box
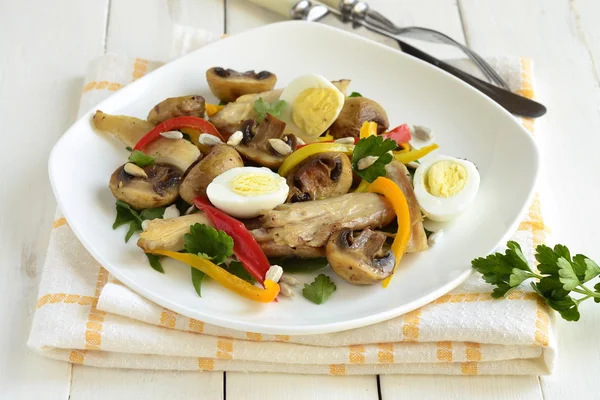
[247,0,298,17]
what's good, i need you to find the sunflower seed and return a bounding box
[185,204,197,215]
[357,156,378,170]
[279,282,295,297]
[266,265,283,283]
[295,136,306,146]
[163,204,180,219]
[118,181,124,188]
[199,133,224,146]
[124,162,148,178]
[160,130,184,140]
[413,124,433,141]
[280,274,298,286]
[268,138,293,156]
[428,229,444,246]
[141,220,150,231]
[407,161,420,169]
[334,137,355,144]
[227,130,243,146]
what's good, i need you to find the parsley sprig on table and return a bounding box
[472,241,600,321]
[351,135,396,182]
[302,274,337,304]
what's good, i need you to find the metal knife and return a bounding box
[247,0,547,118]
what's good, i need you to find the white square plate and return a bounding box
[49,21,539,334]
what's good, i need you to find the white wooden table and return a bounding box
[2,0,600,398]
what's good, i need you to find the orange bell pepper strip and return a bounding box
[151,250,280,303]
[394,143,439,164]
[368,177,411,288]
[205,103,225,117]
[359,121,378,139]
[278,142,355,176]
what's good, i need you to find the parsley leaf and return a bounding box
[128,150,156,167]
[146,254,164,273]
[184,223,234,265]
[125,146,133,152]
[351,135,397,182]
[191,268,205,297]
[302,274,337,304]
[112,200,164,243]
[473,241,600,321]
[253,97,287,123]
[348,91,362,98]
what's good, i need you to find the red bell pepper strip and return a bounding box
[133,116,223,151]
[194,197,270,285]
[384,124,412,144]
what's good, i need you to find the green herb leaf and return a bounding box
[509,268,532,287]
[581,256,600,282]
[184,223,234,265]
[226,261,256,283]
[191,268,205,297]
[126,146,133,152]
[113,201,165,243]
[302,274,337,305]
[268,257,329,274]
[253,97,287,123]
[140,207,166,220]
[146,254,164,273]
[128,150,156,167]
[348,91,362,98]
[351,135,397,183]
[546,296,580,321]
[557,257,580,290]
[594,282,600,303]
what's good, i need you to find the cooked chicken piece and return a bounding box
[137,213,210,252]
[259,192,395,248]
[385,161,428,252]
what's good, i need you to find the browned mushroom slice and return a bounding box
[206,67,277,103]
[109,163,182,210]
[147,95,206,125]
[286,152,352,202]
[179,145,244,204]
[326,228,395,285]
[328,97,389,139]
[234,115,296,169]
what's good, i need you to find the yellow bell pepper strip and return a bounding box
[396,142,410,153]
[278,142,355,176]
[354,180,371,193]
[180,127,211,154]
[151,250,280,303]
[359,121,378,139]
[368,177,411,288]
[394,143,439,164]
[205,103,225,117]
[319,133,334,141]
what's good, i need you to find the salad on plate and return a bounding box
[93,67,481,305]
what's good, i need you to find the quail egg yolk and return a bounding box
[425,160,468,197]
[292,88,343,137]
[229,174,280,196]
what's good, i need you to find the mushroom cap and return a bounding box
[326,228,395,285]
[109,163,182,210]
[206,67,277,103]
[286,152,352,202]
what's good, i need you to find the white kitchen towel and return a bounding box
[28,24,555,376]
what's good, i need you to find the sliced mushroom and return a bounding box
[286,152,352,202]
[206,67,277,103]
[328,97,389,139]
[138,213,211,252]
[147,95,206,125]
[144,137,201,172]
[93,110,154,148]
[109,163,182,210]
[234,115,297,169]
[179,144,243,203]
[326,228,395,285]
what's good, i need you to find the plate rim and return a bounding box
[48,20,540,334]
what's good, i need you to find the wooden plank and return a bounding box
[106,0,225,61]
[380,376,542,400]
[70,366,224,400]
[0,0,109,399]
[67,2,226,399]
[459,1,600,400]
[226,372,379,400]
